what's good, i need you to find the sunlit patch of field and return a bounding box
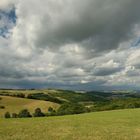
[0,96,60,117]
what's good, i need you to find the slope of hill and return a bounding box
[0,89,108,103]
[0,108,140,140]
[1,89,140,115]
[0,96,60,117]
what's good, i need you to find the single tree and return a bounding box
[4,112,11,118]
[48,107,54,112]
[33,108,45,117]
[12,113,18,118]
[47,107,56,116]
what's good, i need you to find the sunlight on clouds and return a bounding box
[1,0,140,90]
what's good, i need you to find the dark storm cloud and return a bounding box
[93,67,122,76]
[35,0,140,52]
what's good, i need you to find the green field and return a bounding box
[0,108,140,140]
[0,96,59,117]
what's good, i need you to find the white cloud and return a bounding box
[1,0,140,90]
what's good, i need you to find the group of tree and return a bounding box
[0,92,64,104]
[90,98,140,112]
[4,107,55,118]
[4,103,87,118]
[27,93,64,104]
[0,93,25,98]
[57,103,87,115]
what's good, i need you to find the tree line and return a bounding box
[0,93,64,104]
[4,107,56,118]
[4,102,87,118]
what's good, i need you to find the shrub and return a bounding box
[18,109,32,118]
[12,113,18,118]
[47,107,56,116]
[0,105,5,109]
[4,112,11,118]
[33,108,45,117]
[12,93,25,98]
[16,93,25,98]
[48,107,54,112]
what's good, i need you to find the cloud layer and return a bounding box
[1,0,140,90]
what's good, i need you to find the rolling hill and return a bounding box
[0,96,60,117]
[1,89,140,117]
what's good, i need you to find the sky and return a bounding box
[1,0,140,90]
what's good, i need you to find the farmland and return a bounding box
[0,96,59,117]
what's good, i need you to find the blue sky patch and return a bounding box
[0,8,16,38]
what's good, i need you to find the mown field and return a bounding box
[0,108,140,140]
[0,96,59,117]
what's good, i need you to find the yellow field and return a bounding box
[0,96,60,117]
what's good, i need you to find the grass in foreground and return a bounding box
[0,96,59,117]
[0,108,140,140]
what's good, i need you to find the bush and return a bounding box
[47,107,56,116]
[12,113,18,118]
[48,107,54,112]
[0,105,5,109]
[12,93,25,98]
[4,112,11,118]
[33,108,45,117]
[18,109,32,118]
[16,93,25,98]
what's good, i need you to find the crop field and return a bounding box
[0,96,59,117]
[0,108,140,140]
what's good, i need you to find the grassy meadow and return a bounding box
[0,108,140,140]
[0,96,59,117]
[1,89,140,140]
